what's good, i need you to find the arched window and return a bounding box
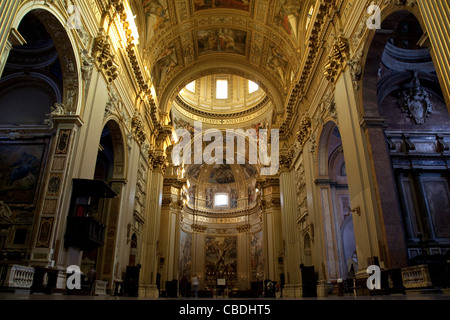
[214,193,229,207]
[216,79,228,99]
[185,81,196,93]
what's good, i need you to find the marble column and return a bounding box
[0,0,20,77]
[418,1,450,108]
[360,117,408,269]
[262,203,283,285]
[139,166,164,298]
[334,68,385,273]
[302,147,329,296]
[279,161,302,297]
[159,180,183,287]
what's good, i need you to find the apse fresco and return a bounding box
[240,164,256,179]
[251,231,264,281]
[188,185,196,206]
[187,164,202,179]
[248,184,256,205]
[230,188,238,209]
[209,164,235,184]
[197,29,247,55]
[0,143,46,204]
[205,187,213,208]
[194,0,250,11]
[179,230,192,279]
[206,236,237,279]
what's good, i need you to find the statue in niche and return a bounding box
[398,73,433,125]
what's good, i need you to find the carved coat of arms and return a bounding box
[398,74,433,125]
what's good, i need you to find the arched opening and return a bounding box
[362,10,450,266]
[0,9,77,264]
[317,121,355,281]
[0,12,62,125]
[80,120,126,287]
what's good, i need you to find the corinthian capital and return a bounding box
[324,37,349,84]
[279,149,294,172]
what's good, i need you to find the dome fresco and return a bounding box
[208,164,235,184]
[186,162,257,183]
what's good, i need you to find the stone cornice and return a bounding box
[280,0,335,136]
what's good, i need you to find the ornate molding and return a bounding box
[296,116,312,148]
[319,86,337,122]
[324,37,349,84]
[149,151,168,173]
[280,0,334,135]
[388,0,417,6]
[279,149,294,172]
[92,33,119,82]
[44,103,69,129]
[81,49,95,82]
[348,49,363,91]
[236,224,251,234]
[131,113,147,145]
[192,224,207,233]
[174,95,270,119]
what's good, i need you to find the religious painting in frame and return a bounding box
[251,230,264,281]
[179,230,192,279]
[0,140,48,205]
[205,236,237,280]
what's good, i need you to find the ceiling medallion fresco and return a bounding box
[194,0,251,12]
[197,28,247,55]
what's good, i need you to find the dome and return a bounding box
[172,74,273,129]
[178,74,266,115]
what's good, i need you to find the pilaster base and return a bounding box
[139,284,159,298]
[282,284,302,298]
[317,280,328,298]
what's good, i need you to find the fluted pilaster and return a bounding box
[418,1,450,107]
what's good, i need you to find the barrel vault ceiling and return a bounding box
[130,0,309,120]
